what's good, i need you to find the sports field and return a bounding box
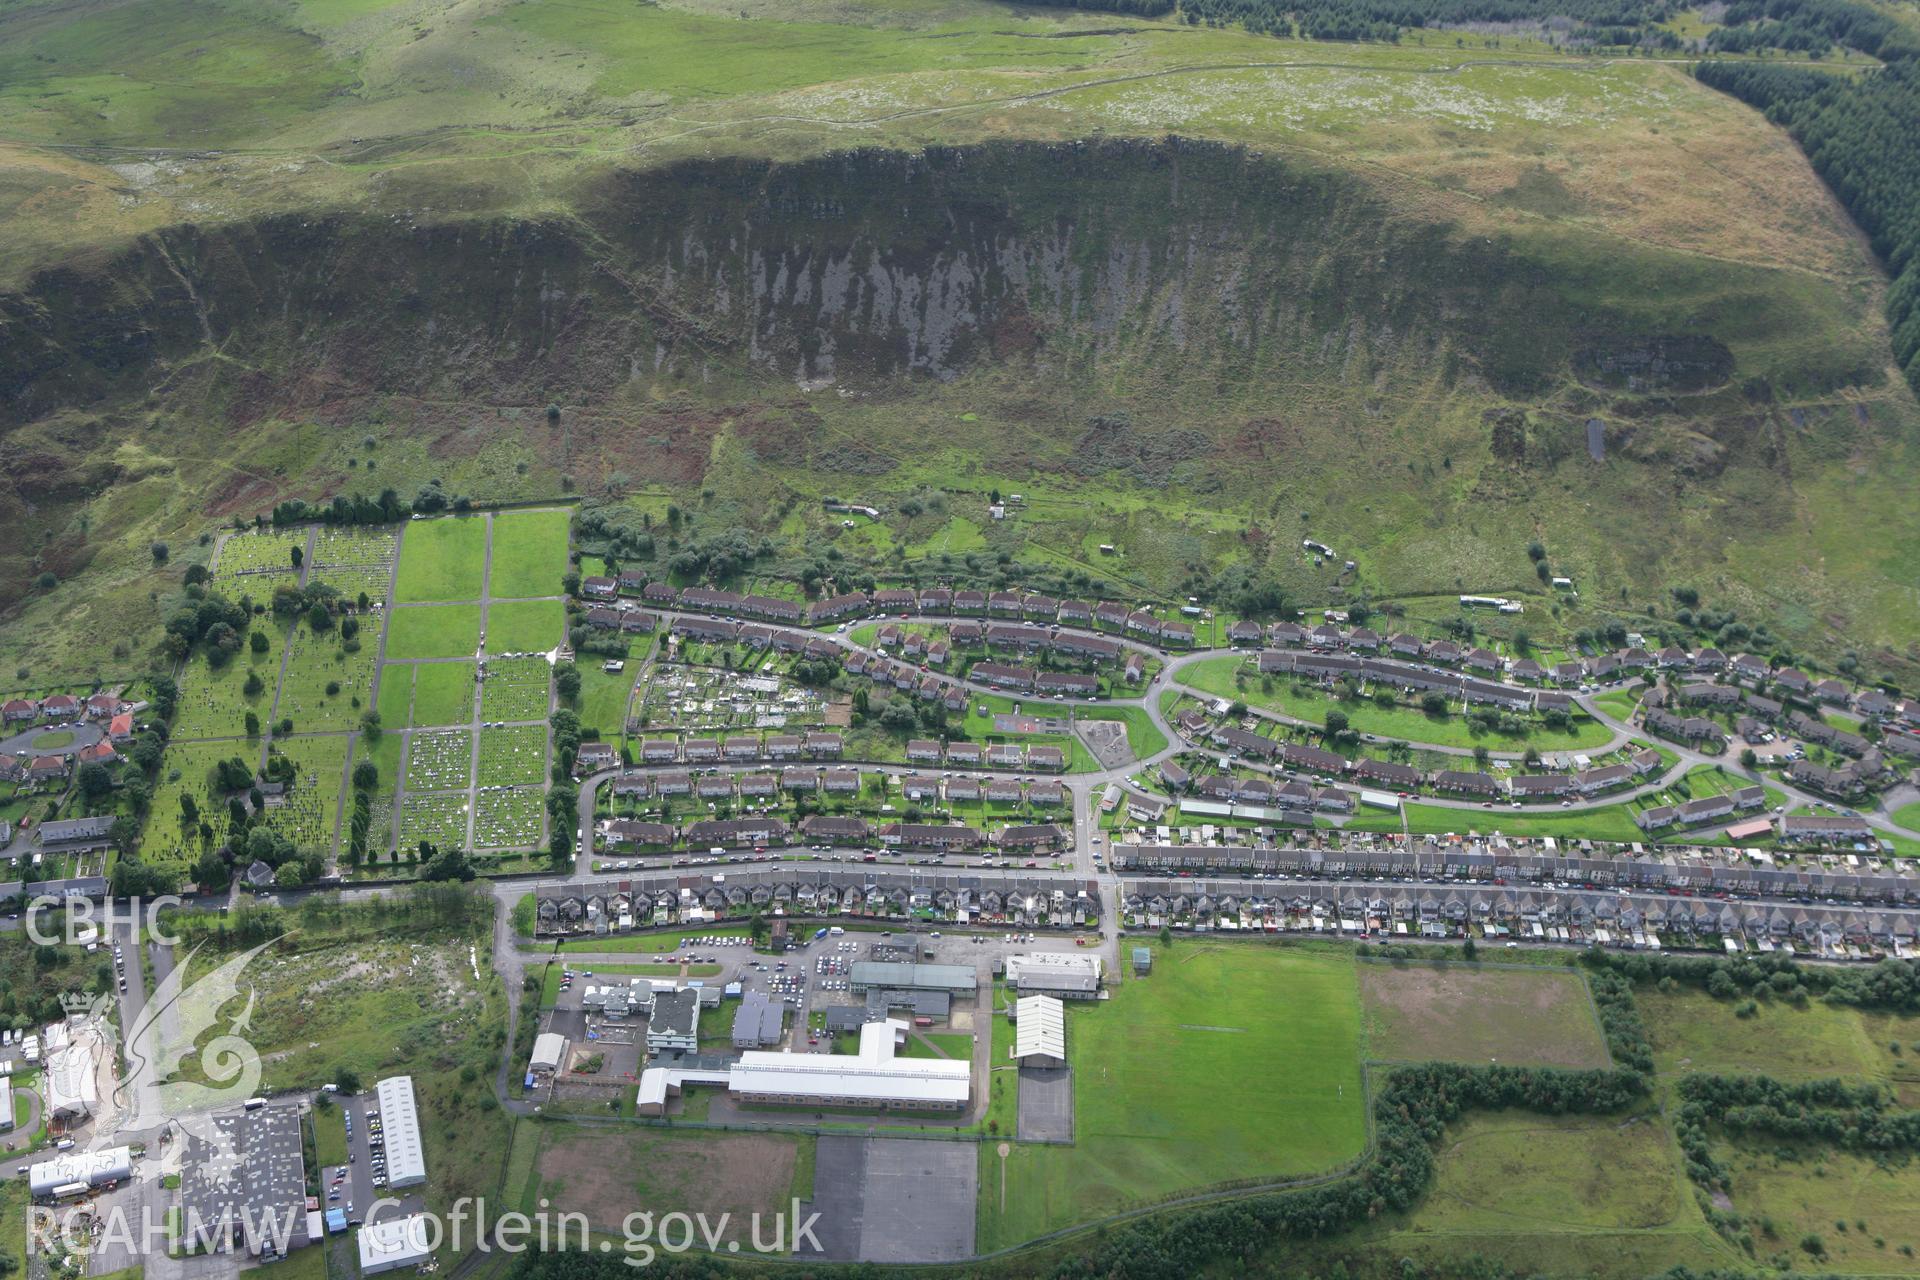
[394,516,487,603]
[1360,961,1610,1069]
[977,942,1365,1250]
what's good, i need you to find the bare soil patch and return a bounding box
[1360,962,1609,1069]
[537,1128,799,1242]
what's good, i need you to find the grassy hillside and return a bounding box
[0,0,1915,686]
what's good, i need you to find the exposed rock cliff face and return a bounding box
[2,139,1699,431]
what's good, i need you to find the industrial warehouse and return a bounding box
[636,1017,973,1114]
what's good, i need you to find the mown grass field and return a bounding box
[1360,960,1610,1069]
[1347,799,1651,843]
[977,942,1365,1250]
[487,509,570,599]
[394,517,487,604]
[485,599,564,654]
[384,605,481,660]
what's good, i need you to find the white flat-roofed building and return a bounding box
[29,1146,132,1197]
[374,1076,427,1188]
[0,1078,13,1131]
[358,1213,433,1275]
[1004,952,1103,999]
[1012,996,1066,1068]
[727,1019,970,1111]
